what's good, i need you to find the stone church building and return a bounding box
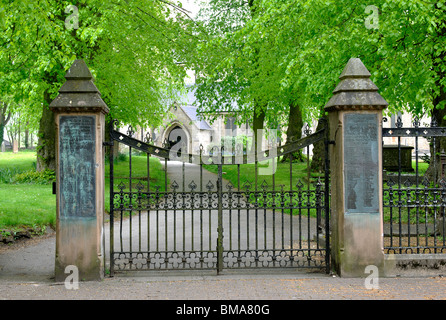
[152,86,253,155]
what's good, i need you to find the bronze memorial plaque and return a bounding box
[59,116,96,218]
[344,113,379,214]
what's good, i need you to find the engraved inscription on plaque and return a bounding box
[344,113,379,214]
[59,116,96,218]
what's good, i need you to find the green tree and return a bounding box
[203,0,445,172]
[1,0,193,170]
[191,0,316,158]
[191,0,275,153]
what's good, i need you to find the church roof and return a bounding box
[170,84,240,131]
[171,86,212,131]
[181,105,213,130]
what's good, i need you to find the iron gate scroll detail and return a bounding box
[108,120,330,275]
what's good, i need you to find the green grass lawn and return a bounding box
[0,151,168,231]
[0,183,56,228]
[0,150,37,183]
[204,158,324,191]
[413,161,429,174]
[0,151,55,234]
[0,149,37,169]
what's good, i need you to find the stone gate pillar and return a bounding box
[325,58,388,277]
[49,59,109,281]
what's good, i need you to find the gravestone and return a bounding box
[49,59,109,281]
[383,145,414,172]
[325,58,388,277]
[12,140,18,153]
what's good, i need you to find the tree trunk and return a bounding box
[251,104,265,154]
[36,90,56,172]
[24,128,29,149]
[310,112,329,173]
[0,101,12,151]
[17,113,21,150]
[0,123,4,151]
[281,102,304,162]
[24,121,29,149]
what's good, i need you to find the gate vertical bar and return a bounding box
[200,145,203,268]
[255,147,259,266]
[415,121,420,253]
[129,140,133,254]
[324,123,331,274]
[182,161,185,256]
[147,151,151,252]
[164,158,168,253]
[289,154,293,255]
[432,129,437,252]
[237,164,241,267]
[109,127,115,277]
[272,157,276,264]
[397,134,402,253]
[217,162,224,273]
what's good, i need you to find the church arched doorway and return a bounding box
[167,125,188,156]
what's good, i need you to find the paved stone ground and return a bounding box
[1,270,446,300]
[1,230,446,300]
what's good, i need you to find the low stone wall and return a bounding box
[384,254,446,277]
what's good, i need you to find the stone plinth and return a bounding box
[325,58,388,277]
[49,59,109,281]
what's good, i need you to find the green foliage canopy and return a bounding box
[190,0,446,125]
[0,0,195,128]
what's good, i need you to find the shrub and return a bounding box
[12,170,56,185]
[0,167,23,183]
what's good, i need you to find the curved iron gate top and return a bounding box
[108,120,330,275]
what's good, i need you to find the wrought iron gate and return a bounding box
[108,120,330,275]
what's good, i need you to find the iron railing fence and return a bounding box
[382,116,446,254]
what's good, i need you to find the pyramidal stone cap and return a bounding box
[324,58,388,111]
[49,59,109,114]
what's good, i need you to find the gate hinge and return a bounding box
[103,141,114,147]
[327,140,335,145]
